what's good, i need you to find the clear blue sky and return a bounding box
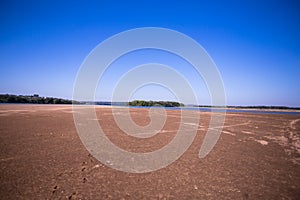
[1,0,299,106]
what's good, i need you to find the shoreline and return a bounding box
[1,104,300,115]
[205,106,300,113]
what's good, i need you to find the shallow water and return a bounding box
[126,106,300,116]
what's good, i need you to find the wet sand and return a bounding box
[0,104,299,199]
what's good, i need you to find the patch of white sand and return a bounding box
[222,130,236,136]
[254,139,269,145]
[241,130,255,135]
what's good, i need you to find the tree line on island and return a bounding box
[0,94,184,107]
[0,94,77,104]
[1,94,299,110]
[127,100,184,107]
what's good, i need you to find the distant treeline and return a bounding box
[197,105,300,110]
[1,94,298,110]
[0,94,78,104]
[128,100,184,107]
[228,105,300,110]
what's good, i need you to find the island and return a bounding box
[127,100,184,107]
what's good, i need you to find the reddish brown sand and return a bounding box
[0,104,299,199]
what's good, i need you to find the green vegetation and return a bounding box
[128,100,184,107]
[0,94,78,104]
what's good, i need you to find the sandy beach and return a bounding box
[0,104,299,199]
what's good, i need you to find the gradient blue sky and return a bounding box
[1,0,299,106]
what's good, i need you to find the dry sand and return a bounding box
[0,104,299,199]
